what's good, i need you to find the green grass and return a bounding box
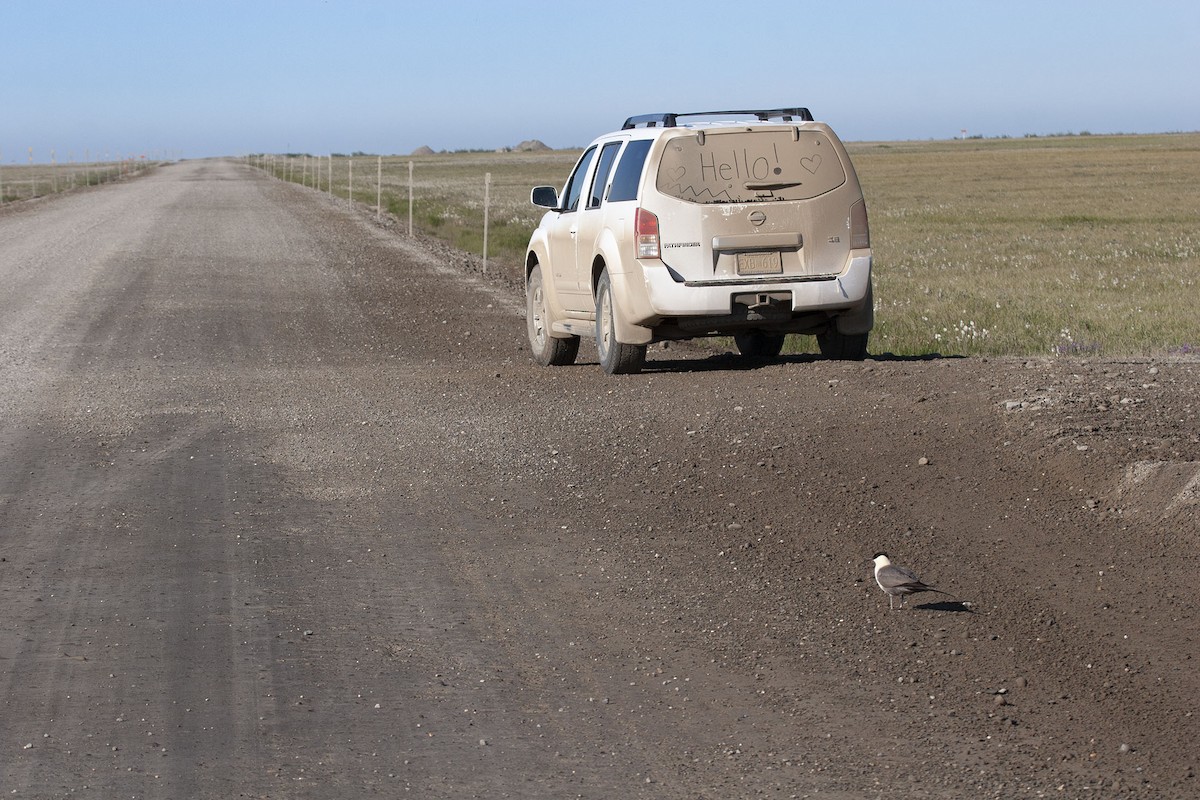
[850,134,1200,356]
[256,133,1200,358]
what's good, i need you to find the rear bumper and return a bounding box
[640,254,872,318]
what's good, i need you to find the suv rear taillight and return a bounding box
[635,208,660,259]
[850,199,870,249]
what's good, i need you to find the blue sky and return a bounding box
[2,0,1197,162]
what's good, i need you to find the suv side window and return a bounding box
[606,139,653,202]
[587,142,623,209]
[562,146,597,212]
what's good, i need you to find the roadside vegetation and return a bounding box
[0,159,156,203]
[257,133,1200,358]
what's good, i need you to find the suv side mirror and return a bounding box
[531,186,559,209]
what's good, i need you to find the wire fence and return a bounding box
[247,151,579,280]
[0,155,157,204]
[250,153,453,239]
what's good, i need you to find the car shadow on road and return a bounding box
[642,353,822,373]
[633,350,964,374]
[866,351,967,362]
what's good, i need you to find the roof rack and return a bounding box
[621,107,814,130]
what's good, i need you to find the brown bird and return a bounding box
[872,553,952,610]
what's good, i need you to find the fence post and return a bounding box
[328,155,333,197]
[408,160,414,237]
[0,147,4,203]
[483,172,491,274]
[376,155,382,222]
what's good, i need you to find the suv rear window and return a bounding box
[606,140,652,203]
[656,129,846,204]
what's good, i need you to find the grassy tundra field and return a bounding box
[262,133,1200,358]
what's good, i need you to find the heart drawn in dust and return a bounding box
[667,166,687,182]
[800,154,822,174]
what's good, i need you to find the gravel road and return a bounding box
[1,159,1197,798]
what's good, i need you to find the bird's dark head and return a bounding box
[872,551,889,560]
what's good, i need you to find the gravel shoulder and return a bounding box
[1,159,1197,798]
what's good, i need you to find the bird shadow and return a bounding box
[913,600,975,613]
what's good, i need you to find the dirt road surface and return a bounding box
[1,159,1197,799]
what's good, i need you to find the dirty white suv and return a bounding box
[524,108,873,374]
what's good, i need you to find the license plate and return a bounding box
[736,251,783,275]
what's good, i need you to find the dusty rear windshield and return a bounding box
[656,128,846,204]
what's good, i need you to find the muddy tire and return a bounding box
[526,264,579,366]
[595,270,646,375]
[817,330,869,361]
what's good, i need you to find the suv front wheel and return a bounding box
[527,264,580,366]
[595,269,646,375]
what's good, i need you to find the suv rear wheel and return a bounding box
[595,269,646,375]
[817,330,869,361]
[527,264,579,366]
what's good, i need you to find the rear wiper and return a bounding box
[744,181,803,190]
